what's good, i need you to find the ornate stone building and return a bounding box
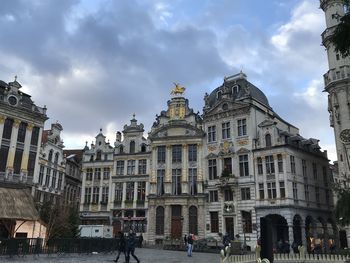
[202,72,334,251]
[33,123,66,204]
[80,117,150,237]
[0,77,47,238]
[320,0,350,247]
[147,91,206,244]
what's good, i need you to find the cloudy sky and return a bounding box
[0,0,336,161]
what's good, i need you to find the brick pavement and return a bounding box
[0,248,220,263]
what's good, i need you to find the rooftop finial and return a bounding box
[133,113,136,119]
[14,75,17,81]
[100,128,102,133]
[85,141,88,146]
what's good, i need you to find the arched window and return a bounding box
[265,134,272,147]
[96,150,101,161]
[217,91,222,100]
[130,141,135,154]
[141,144,146,153]
[48,150,53,162]
[189,206,198,235]
[54,152,59,164]
[156,206,165,235]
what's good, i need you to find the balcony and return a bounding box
[0,172,33,186]
[323,66,350,87]
[216,174,237,189]
[321,26,336,44]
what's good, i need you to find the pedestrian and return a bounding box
[223,233,230,248]
[139,233,143,248]
[184,234,188,249]
[114,231,127,263]
[126,229,140,263]
[187,233,194,257]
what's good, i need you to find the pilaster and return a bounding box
[20,123,34,174]
[6,119,21,172]
[0,115,6,148]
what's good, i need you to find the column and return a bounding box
[32,127,43,185]
[150,146,157,194]
[182,144,188,194]
[197,143,203,193]
[164,205,171,238]
[20,123,34,178]
[165,145,171,194]
[182,205,189,236]
[0,115,6,148]
[6,119,21,175]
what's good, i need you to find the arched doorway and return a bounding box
[293,215,302,246]
[264,214,289,252]
[305,216,315,253]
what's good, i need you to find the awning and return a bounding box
[0,187,39,221]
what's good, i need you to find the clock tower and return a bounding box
[320,0,350,178]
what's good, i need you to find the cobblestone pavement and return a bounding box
[0,248,220,263]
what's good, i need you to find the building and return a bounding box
[63,149,83,208]
[80,116,150,238]
[33,123,66,205]
[0,77,48,238]
[202,72,334,251]
[147,89,206,244]
[320,0,350,247]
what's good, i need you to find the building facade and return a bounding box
[202,73,334,251]
[33,123,66,204]
[147,92,206,244]
[0,77,47,238]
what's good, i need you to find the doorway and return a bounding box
[171,205,182,239]
[225,217,234,239]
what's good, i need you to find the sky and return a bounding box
[0,0,337,161]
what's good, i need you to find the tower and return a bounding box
[321,0,350,178]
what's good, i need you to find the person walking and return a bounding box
[139,233,143,248]
[114,231,127,263]
[126,230,140,263]
[184,234,188,249]
[187,233,194,257]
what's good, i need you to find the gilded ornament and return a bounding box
[170,83,186,96]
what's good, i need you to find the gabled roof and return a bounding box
[0,187,39,221]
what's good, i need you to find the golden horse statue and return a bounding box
[171,83,186,95]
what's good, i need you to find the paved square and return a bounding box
[0,248,220,263]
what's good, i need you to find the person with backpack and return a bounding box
[114,231,127,263]
[126,230,140,263]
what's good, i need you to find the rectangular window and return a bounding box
[290,156,296,174]
[277,154,283,173]
[208,125,216,143]
[210,212,219,233]
[84,187,91,203]
[116,161,124,175]
[57,172,63,189]
[302,160,307,177]
[172,145,182,163]
[171,169,182,195]
[103,167,110,180]
[27,151,36,177]
[188,168,197,195]
[138,159,147,175]
[312,163,317,180]
[265,155,275,174]
[304,185,309,202]
[279,181,285,198]
[86,168,93,180]
[157,146,166,164]
[126,182,134,201]
[259,183,264,199]
[114,183,123,202]
[39,166,44,185]
[157,169,165,196]
[242,211,252,233]
[209,190,218,202]
[223,157,232,175]
[237,118,247,136]
[239,155,249,177]
[51,170,57,188]
[45,168,51,186]
[241,187,251,200]
[222,122,230,139]
[208,159,217,180]
[94,168,101,180]
[92,187,99,204]
[127,160,136,175]
[267,182,277,199]
[17,122,27,143]
[315,187,320,205]
[293,182,298,200]
[325,189,330,205]
[2,118,13,140]
[101,186,109,203]
[0,146,9,172]
[224,189,233,201]
[13,148,23,174]
[137,182,146,201]
[188,144,197,162]
[30,126,40,146]
[257,157,263,175]
[323,166,328,186]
